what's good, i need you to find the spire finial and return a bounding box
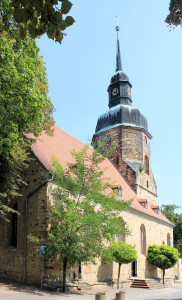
[115,16,122,72]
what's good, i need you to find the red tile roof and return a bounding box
[29,125,173,226]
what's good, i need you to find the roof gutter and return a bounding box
[127,206,175,228]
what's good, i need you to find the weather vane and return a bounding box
[116,16,120,32]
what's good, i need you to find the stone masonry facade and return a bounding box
[93,125,157,205]
[0,155,50,285]
[0,155,174,288]
[81,209,174,285]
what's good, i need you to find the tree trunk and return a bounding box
[62,258,67,292]
[162,269,165,285]
[117,263,122,289]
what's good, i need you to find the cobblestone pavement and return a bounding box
[0,277,182,300]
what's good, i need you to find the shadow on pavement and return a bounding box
[0,276,96,297]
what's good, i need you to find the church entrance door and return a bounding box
[131,260,137,277]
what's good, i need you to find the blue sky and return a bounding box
[37,0,182,212]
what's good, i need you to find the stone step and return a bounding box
[130,285,149,289]
[130,279,149,289]
[131,282,148,285]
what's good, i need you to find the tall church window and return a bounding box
[167,233,171,246]
[140,224,146,255]
[117,218,126,242]
[144,155,149,175]
[11,203,18,247]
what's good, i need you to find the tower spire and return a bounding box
[115,17,122,72]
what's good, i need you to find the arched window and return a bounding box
[144,155,149,175]
[145,136,147,144]
[167,233,171,246]
[11,203,18,247]
[140,224,146,255]
[117,219,126,242]
[146,180,149,188]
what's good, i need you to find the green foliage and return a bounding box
[118,290,126,294]
[139,164,144,173]
[0,139,29,219]
[96,291,107,295]
[27,233,39,244]
[104,241,137,265]
[165,0,182,28]
[147,245,179,270]
[43,146,131,291]
[93,132,118,159]
[103,241,137,288]
[0,0,75,43]
[161,205,182,255]
[0,25,54,217]
[0,31,54,158]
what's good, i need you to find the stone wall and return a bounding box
[0,155,174,289]
[112,209,174,283]
[136,131,157,204]
[80,208,174,284]
[93,126,157,204]
[92,127,137,192]
[0,155,49,285]
[121,127,143,162]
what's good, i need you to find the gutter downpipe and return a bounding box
[23,173,54,284]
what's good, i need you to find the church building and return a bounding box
[0,26,174,290]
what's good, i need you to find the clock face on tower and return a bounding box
[112,87,119,97]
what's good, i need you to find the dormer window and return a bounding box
[112,185,122,197]
[145,200,148,209]
[118,185,122,197]
[70,163,77,172]
[138,199,148,209]
[151,205,160,214]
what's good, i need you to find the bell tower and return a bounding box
[92,25,157,205]
[108,25,132,108]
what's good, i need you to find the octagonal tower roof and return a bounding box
[95,25,148,134]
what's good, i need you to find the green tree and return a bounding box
[103,241,137,288]
[0,0,75,43]
[0,27,55,217]
[44,146,131,292]
[165,1,182,27]
[161,205,182,255]
[147,245,179,284]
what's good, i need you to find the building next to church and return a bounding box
[0,26,175,290]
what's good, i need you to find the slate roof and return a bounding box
[95,104,148,134]
[29,125,173,227]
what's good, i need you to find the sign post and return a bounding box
[40,246,46,290]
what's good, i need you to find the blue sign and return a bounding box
[40,246,46,256]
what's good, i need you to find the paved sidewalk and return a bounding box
[0,277,182,300]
